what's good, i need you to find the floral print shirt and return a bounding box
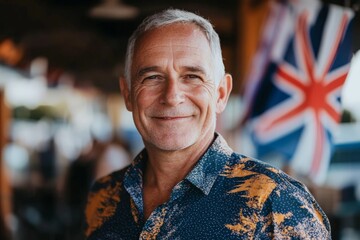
[85,133,331,239]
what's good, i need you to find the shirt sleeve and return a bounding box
[84,173,124,238]
[254,179,331,239]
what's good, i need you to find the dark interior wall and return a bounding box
[0,0,358,93]
[0,0,238,93]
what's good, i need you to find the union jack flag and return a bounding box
[242,0,354,184]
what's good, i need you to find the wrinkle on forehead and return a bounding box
[138,22,207,44]
[134,23,210,58]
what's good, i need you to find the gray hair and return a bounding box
[124,9,225,87]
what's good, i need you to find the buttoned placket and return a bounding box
[138,180,191,239]
[123,134,230,239]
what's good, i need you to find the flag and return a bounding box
[242,0,354,184]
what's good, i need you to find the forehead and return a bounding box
[138,22,208,42]
[133,23,212,61]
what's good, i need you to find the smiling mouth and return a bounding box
[155,116,190,120]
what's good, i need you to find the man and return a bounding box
[85,9,331,239]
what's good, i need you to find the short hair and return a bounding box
[124,9,225,87]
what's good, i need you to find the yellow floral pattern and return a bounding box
[85,175,122,237]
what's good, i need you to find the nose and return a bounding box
[161,78,185,106]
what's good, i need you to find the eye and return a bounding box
[185,74,201,79]
[184,74,202,81]
[142,75,163,83]
[187,74,199,79]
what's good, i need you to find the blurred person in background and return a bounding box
[84,9,331,239]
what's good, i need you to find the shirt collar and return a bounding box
[185,133,233,195]
[125,133,233,196]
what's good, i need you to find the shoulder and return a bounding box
[220,154,325,214]
[223,154,309,193]
[90,167,128,192]
[221,154,331,238]
[84,167,128,238]
[222,154,299,185]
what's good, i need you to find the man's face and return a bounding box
[121,23,230,152]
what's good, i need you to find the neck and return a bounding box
[144,137,212,191]
[141,132,215,219]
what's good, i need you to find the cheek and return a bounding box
[190,85,217,112]
[133,84,150,103]
[131,86,160,112]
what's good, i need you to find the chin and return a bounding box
[149,132,197,151]
[163,142,193,151]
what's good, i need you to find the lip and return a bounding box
[153,116,191,120]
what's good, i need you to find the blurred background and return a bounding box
[0,0,359,239]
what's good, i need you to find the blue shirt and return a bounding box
[85,133,331,239]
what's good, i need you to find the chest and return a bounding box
[92,190,258,240]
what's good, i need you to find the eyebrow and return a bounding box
[183,66,206,74]
[136,65,207,78]
[137,66,159,78]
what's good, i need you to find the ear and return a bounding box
[216,73,232,114]
[119,76,133,111]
